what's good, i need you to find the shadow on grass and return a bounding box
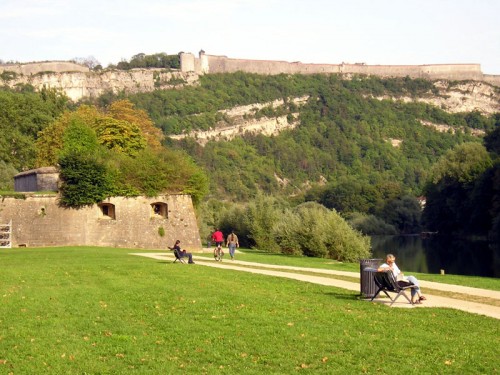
[325,292,359,301]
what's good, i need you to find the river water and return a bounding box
[370,235,500,278]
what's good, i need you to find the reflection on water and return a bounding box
[370,235,500,278]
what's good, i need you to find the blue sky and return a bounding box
[1,0,499,74]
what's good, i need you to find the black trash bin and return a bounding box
[359,258,382,298]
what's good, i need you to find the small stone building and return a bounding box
[1,169,202,250]
[14,167,59,192]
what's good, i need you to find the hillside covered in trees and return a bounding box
[1,71,499,255]
[116,73,498,239]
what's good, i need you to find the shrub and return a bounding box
[58,152,113,207]
[274,202,371,262]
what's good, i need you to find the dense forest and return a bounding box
[1,71,499,257]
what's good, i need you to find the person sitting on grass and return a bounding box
[378,253,426,304]
[168,240,195,264]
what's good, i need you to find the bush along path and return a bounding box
[131,253,500,320]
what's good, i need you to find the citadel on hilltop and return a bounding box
[1,50,499,86]
[179,51,500,86]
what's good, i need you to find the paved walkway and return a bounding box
[131,252,500,320]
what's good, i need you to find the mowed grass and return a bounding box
[0,247,498,374]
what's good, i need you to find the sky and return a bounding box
[1,0,499,74]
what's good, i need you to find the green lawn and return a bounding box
[0,247,498,374]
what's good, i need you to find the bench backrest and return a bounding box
[373,271,400,292]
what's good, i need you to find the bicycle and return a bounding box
[213,244,224,261]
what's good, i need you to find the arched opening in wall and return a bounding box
[151,202,168,219]
[99,203,116,220]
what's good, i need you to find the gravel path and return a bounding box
[131,252,500,320]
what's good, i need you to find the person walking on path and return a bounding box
[226,230,239,260]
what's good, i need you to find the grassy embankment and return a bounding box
[0,247,498,374]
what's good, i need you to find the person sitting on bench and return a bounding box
[169,240,195,264]
[378,254,426,304]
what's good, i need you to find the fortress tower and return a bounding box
[179,50,209,74]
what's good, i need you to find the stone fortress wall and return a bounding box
[0,194,202,250]
[0,61,90,75]
[181,51,500,86]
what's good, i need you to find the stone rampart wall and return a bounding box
[202,54,486,81]
[0,61,89,74]
[179,53,497,84]
[0,195,202,250]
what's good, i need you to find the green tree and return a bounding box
[423,143,494,235]
[35,106,104,167]
[0,160,17,190]
[107,100,164,150]
[58,152,112,207]
[243,193,283,252]
[92,117,146,156]
[380,195,422,234]
[484,118,500,154]
[61,119,100,156]
[0,88,68,171]
[429,142,492,184]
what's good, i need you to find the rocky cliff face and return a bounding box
[373,81,499,115]
[2,69,199,101]
[169,97,309,146]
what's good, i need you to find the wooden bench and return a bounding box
[370,271,418,306]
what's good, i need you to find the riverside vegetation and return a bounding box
[0,246,498,374]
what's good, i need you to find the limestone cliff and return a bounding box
[170,80,499,146]
[1,68,199,101]
[169,97,309,145]
[373,81,499,115]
